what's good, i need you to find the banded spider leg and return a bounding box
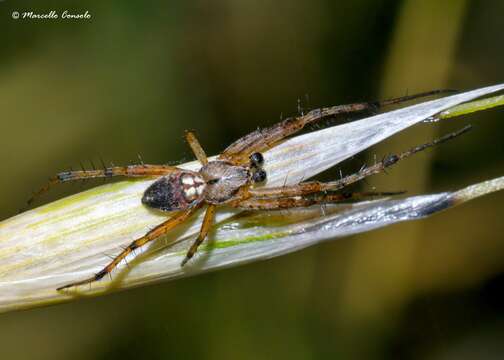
[27,164,179,207]
[219,89,455,165]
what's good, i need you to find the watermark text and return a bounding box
[12,10,92,20]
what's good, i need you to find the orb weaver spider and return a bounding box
[27,90,468,291]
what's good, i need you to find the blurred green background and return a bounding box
[1,0,504,359]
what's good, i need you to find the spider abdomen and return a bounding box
[142,171,206,211]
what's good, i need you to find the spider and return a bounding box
[27,90,468,291]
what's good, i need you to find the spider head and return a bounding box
[249,152,266,183]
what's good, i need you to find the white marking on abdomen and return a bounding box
[184,187,197,198]
[182,176,195,185]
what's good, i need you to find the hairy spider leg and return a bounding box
[185,131,208,165]
[181,204,217,266]
[57,207,198,290]
[219,89,456,165]
[233,191,405,210]
[27,164,179,206]
[247,125,472,199]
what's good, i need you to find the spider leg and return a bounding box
[219,89,455,164]
[232,191,404,210]
[27,164,179,207]
[185,131,208,165]
[248,125,472,198]
[57,207,197,291]
[181,204,217,266]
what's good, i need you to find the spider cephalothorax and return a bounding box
[27,90,465,290]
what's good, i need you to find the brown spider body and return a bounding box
[26,89,464,290]
[142,161,252,211]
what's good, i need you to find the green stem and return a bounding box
[440,94,504,119]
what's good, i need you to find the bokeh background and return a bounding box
[1,0,504,359]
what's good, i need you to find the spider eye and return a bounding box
[249,152,264,167]
[252,169,267,183]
